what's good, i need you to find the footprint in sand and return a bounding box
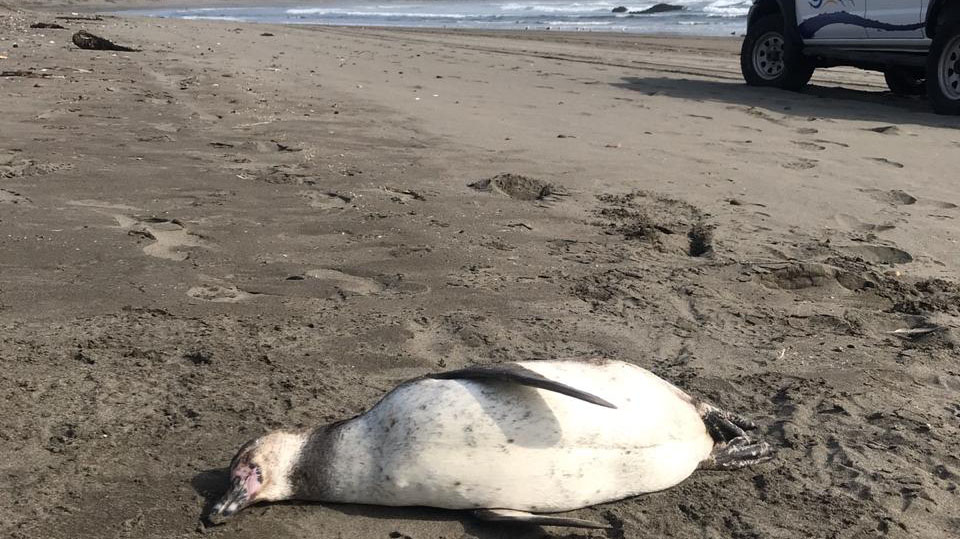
[832,214,896,233]
[187,283,257,303]
[305,269,383,295]
[299,190,352,209]
[793,141,826,151]
[742,106,788,126]
[0,188,32,206]
[859,188,917,206]
[866,157,904,169]
[839,244,913,265]
[382,186,426,204]
[782,158,818,170]
[68,199,142,211]
[115,215,210,261]
[863,125,900,135]
[468,173,567,202]
[0,153,71,179]
[814,139,849,148]
[759,262,871,292]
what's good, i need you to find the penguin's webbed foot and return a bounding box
[701,436,774,470]
[702,408,757,443]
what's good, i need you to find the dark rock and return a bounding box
[612,6,628,13]
[72,30,138,52]
[184,350,213,366]
[631,3,685,15]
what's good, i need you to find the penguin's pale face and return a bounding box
[209,432,304,523]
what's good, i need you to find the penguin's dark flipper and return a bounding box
[429,364,616,408]
[472,509,611,529]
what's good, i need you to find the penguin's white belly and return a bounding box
[325,360,714,512]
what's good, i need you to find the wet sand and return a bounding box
[2,3,959,538]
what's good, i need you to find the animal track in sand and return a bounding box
[187,284,257,303]
[0,188,32,205]
[299,190,351,209]
[468,173,567,202]
[305,269,383,296]
[114,215,210,261]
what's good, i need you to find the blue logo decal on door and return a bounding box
[799,12,924,39]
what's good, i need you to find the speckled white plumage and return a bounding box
[319,359,714,512]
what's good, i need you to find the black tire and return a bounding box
[927,19,960,115]
[741,14,814,91]
[884,70,925,96]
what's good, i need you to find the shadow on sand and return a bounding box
[190,468,621,539]
[614,76,960,128]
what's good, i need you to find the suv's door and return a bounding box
[864,0,925,39]
[796,0,868,41]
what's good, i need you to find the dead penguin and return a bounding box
[210,359,772,528]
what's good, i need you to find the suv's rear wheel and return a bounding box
[884,70,925,96]
[741,14,814,90]
[927,19,960,114]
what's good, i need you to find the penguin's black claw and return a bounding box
[702,436,775,470]
[702,409,748,443]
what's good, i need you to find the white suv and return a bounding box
[741,0,960,114]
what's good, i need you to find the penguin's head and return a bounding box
[209,430,305,523]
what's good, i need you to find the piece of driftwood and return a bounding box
[72,30,138,52]
[56,15,103,21]
[31,22,67,29]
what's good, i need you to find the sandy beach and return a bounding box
[2,2,959,538]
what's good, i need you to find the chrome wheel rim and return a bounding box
[938,35,960,100]
[753,32,785,80]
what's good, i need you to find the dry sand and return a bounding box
[2,2,959,538]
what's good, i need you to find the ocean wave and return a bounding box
[287,9,469,19]
[497,1,750,17]
[134,1,749,36]
[499,2,618,13]
[182,15,245,21]
[702,0,751,17]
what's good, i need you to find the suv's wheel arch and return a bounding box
[927,0,960,39]
[748,0,782,26]
[748,0,803,45]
